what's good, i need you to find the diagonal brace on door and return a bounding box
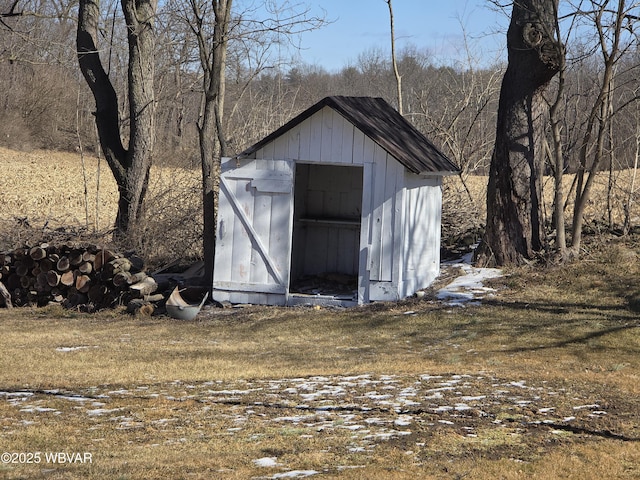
[219,176,286,287]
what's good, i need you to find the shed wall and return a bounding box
[399,173,442,298]
[254,106,374,166]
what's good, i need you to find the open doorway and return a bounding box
[289,164,364,301]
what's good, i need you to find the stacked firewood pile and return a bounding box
[0,243,163,313]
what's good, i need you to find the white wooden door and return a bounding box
[213,159,294,300]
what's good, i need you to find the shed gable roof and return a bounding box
[237,96,460,175]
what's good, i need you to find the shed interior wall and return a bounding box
[290,164,363,297]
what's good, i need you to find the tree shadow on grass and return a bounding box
[481,298,640,353]
[535,422,640,442]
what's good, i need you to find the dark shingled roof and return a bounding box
[237,96,460,175]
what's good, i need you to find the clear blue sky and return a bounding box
[295,1,510,71]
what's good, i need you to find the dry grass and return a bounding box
[1,236,639,479]
[0,146,202,267]
[0,146,119,230]
[442,168,640,239]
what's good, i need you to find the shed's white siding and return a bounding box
[399,172,442,299]
[254,107,375,166]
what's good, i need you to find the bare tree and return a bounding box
[183,0,232,288]
[0,1,85,150]
[410,45,502,184]
[545,1,578,261]
[477,0,563,266]
[76,0,157,237]
[569,0,638,253]
[173,0,326,287]
[385,0,402,114]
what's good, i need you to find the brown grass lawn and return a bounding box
[1,236,639,479]
[1,147,640,478]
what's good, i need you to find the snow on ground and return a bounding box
[272,470,319,478]
[436,251,503,306]
[0,372,616,477]
[55,346,99,352]
[254,457,279,468]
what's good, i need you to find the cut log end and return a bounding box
[0,281,13,308]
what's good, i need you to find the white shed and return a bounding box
[212,96,459,306]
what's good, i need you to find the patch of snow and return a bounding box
[254,457,278,467]
[341,424,365,430]
[152,418,174,426]
[460,395,486,402]
[207,389,259,395]
[108,389,130,395]
[433,406,454,413]
[437,256,503,306]
[399,387,418,396]
[510,381,528,389]
[272,470,319,478]
[0,391,34,398]
[273,415,314,423]
[348,446,367,452]
[363,391,392,400]
[59,395,93,402]
[394,415,413,426]
[86,408,123,416]
[20,406,58,413]
[364,417,388,425]
[55,346,98,352]
[425,386,456,394]
[339,374,372,382]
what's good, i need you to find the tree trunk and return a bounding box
[76,0,156,237]
[476,0,563,266]
[197,0,232,291]
[119,0,156,232]
[548,17,568,261]
[386,0,403,115]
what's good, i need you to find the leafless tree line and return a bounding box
[2,1,640,261]
[477,0,640,265]
[0,1,497,173]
